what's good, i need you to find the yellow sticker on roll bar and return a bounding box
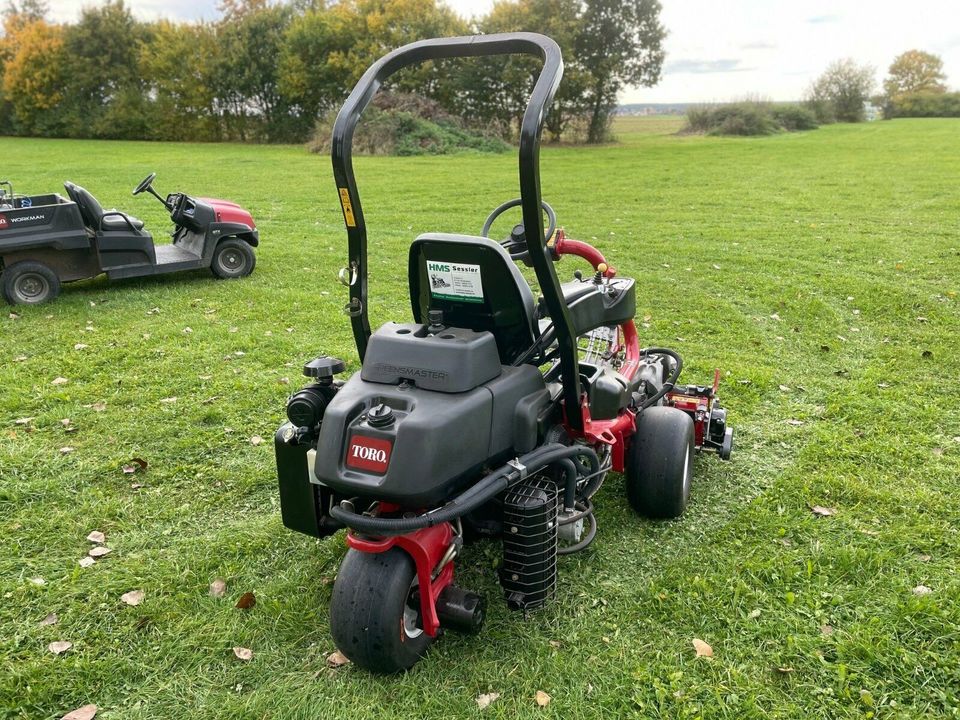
[338,187,356,227]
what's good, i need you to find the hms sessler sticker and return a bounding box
[427,261,483,303]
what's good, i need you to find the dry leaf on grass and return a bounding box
[535,690,552,707]
[88,546,112,558]
[29,577,45,585]
[159,397,177,404]
[121,458,148,474]
[59,447,74,455]
[778,385,791,392]
[121,590,144,606]
[326,650,350,668]
[775,666,795,674]
[820,624,834,635]
[233,646,253,661]
[48,640,72,655]
[209,579,227,597]
[51,377,69,385]
[786,419,805,426]
[692,638,713,658]
[40,612,58,626]
[249,435,263,446]
[809,505,836,517]
[61,704,97,720]
[748,608,761,619]
[14,417,34,425]
[912,584,932,596]
[78,557,95,568]
[91,402,107,412]
[235,592,256,610]
[86,531,105,544]
[74,343,88,351]
[476,692,500,709]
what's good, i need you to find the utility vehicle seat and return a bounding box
[409,233,537,364]
[63,181,145,232]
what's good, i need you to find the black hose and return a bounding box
[559,457,578,511]
[557,498,593,526]
[557,510,597,555]
[330,443,598,535]
[638,347,683,410]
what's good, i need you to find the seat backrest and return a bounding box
[63,181,103,229]
[408,233,537,364]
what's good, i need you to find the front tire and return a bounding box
[2,261,61,305]
[210,238,255,279]
[330,547,433,673]
[626,406,695,518]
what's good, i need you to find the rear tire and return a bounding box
[330,547,433,673]
[2,261,61,305]
[626,406,695,518]
[210,238,255,279]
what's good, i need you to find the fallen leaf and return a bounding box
[29,576,45,585]
[74,343,88,351]
[748,608,761,619]
[61,418,72,427]
[48,640,72,655]
[121,457,148,474]
[786,419,804,426]
[9,312,20,319]
[692,638,713,657]
[78,557,95,568]
[121,590,144,606]
[915,316,927,323]
[278,377,290,385]
[249,435,263,446]
[535,690,552,707]
[15,417,36,427]
[159,397,177,404]
[235,592,256,610]
[778,385,791,392]
[548,640,561,648]
[326,650,350,668]
[40,612,58,626]
[476,692,500,709]
[770,313,781,321]
[88,546,112,558]
[809,505,835,517]
[182,327,193,334]
[233,646,253,661]
[61,704,97,720]
[51,377,69,386]
[59,447,74,455]
[820,624,834,635]
[912,584,932,596]
[918,554,931,562]
[14,354,28,361]
[91,402,107,412]
[775,666,795,674]
[209,579,227,597]
[86,531,105,544]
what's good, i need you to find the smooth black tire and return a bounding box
[330,547,433,673]
[626,406,695,519]
[210,238,255,279]
[2,261,61,305]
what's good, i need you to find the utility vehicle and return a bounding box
[275,32,733,673]
[0,174,258,304]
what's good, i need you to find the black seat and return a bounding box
[408,233,537,364]
[63,181,145,232]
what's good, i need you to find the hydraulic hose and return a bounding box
[556,508,597,555]
[638,347,683,410]
[330,443,599,535]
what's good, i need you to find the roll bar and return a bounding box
[330,32,583,430]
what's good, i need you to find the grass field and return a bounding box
[2,116,959,719]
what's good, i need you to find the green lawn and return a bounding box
[1,117,958,719]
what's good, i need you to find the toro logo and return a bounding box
[345,434,393,474]
[0,214,7,229]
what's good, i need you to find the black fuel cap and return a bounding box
[303,355,345,379]
[367,403,395,427]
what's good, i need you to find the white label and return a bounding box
[426,261,483,303]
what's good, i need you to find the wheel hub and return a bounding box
[221,250,242,270]
[15,273,47,302]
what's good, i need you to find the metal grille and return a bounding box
[500,475,558,611]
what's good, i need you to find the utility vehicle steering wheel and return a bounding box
[132,172,157,196]
[481,198,557,264]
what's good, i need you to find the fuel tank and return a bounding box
[312,322,549,507]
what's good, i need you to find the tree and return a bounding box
[3,0,48,23]
[0,17,65,134]
[806,59,875,123]
[576,0,665,143]
[883,50,947,102]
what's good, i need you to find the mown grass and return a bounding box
[1,116,959,719]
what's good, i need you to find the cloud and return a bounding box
[664,58,756,75]
[740,41,777,51]
[807,14,840,24]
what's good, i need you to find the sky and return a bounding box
[47,0,960,104]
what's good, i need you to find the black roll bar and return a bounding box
[330,32,583,430]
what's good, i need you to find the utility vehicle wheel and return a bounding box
[626,406,695,519]
[2,261,61,305]
[330,547,433,673]
[211,238,255,279]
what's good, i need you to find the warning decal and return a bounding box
[427,260,483,303]
[338,187,356,227]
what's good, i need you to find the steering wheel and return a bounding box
[132,172,157,196]
[481,198,557,264]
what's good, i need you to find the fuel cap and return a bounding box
[303,355,346,380]
[367,403,395,428]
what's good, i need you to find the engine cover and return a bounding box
[313,362,547,507]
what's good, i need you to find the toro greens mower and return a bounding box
[275,33,733,673]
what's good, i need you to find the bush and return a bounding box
[308,92,510,156]
[683,101,816,136]
[771,104,819,131]
[885,92,960,118]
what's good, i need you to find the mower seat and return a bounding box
[63,181,145,233]
[409,233,537,365]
